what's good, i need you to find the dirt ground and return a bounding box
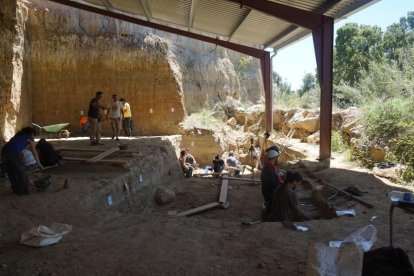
[0,137,414,276]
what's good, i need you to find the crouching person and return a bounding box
[179,150,193,177]
[1,127,43,195]
[268,172,312,222]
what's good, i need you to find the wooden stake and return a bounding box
[219,176,229,204]
[175,202,220,216]
[87,147,119,163]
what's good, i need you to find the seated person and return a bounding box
[212,154,225,173]
[226,152,241,176]
[179,150,193,178]
[268,172,312,222]
[185,148,198,167]
[22,148,38,171]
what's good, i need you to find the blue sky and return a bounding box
[273,0,414,90]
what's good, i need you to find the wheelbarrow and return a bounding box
[32,123,70,138]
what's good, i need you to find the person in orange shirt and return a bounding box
[79,115,89,137]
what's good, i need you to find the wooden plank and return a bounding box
[224,176,261,183]
[322,181,374,209]
[63,156,127,165]
[299,168,374,209]
[193,172,230,177]
[87,147,119,163]
[56,147,138,153]
[219,176,229,204]
[176,202,220,217]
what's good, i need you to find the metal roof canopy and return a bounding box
[48,0,377,161]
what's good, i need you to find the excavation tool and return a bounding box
[241,220,261,226]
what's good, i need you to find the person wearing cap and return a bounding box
[268,172,312,222]
[261,149,281,215]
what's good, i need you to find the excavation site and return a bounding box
[1,0,413,275]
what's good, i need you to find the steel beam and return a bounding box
[188,0,198,31]
[224,0,323,30]
[49,0,264,59]
[139,0,152,22]
[228,9,252,41]
[99,0,113,10]
[260,51,272,133]
[312,16,334,160]
[264,25,298,48]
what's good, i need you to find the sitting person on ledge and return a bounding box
[226,152,241,176]
[212,154,225,174]
[184,148,198,168]
[268,172,312,222]
[179,150,193,177]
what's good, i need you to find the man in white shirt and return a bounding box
[106,94,123,141]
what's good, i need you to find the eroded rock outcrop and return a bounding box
[0,0,30,140]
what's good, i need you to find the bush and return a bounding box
[331,131,348,153]
[391,130,414,181]
[333,84,363,108]
[360,98,414,146]
[359,98,414,180]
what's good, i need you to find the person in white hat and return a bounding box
[261,149,281,216]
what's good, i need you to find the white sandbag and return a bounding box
[20,223,73,247]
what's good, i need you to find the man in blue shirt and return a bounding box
[1,127,42,194]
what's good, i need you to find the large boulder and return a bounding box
[286,109,319,139]
[154,186,175,204]
[340,107,361,135]
[307,131,320,145]
[227,117,237,126]
[273,108,286,130]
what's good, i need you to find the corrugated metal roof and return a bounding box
[67,0,378,49]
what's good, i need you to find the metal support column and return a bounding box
[261,51,272,134]
[312,16,334,161]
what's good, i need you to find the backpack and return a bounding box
[36,139,62,167]
[363,247,414,275]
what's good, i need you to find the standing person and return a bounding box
[120,98,132,137]
[260,150,281,216]
[268,172,312,222]
[79,115,89,137]
[1,127,42,195]
[88,91,105,145]
[107,94,123,141]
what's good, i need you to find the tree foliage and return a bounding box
[383,11,414,63]
[298,72,316,97]
[334,23,383,86]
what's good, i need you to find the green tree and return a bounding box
[273,71,292,94]
[334,23,383,86]
[298,72,316,96]
[383,11,414,63]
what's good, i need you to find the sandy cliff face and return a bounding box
[26,2,185,135]
[0,0,263,140]
[22,0,263,136]
[0,0,30,140]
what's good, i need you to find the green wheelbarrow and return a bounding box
[32,123,70,138]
